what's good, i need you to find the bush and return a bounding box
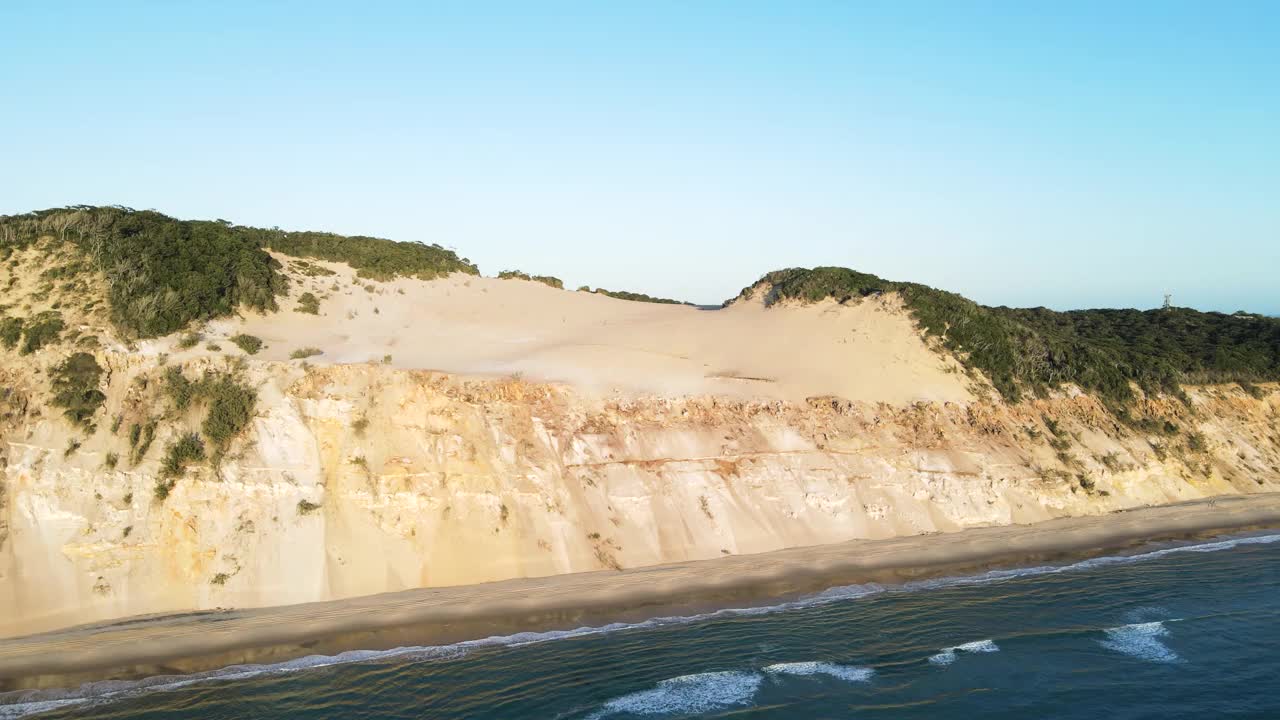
[164,366,195,410]
[160,432,205,478]
[230,333,263,354]
[198,373,256,450]
[587,287,691,305]
[50,352,106,428]
[498,270,564,289]
[296,292,320,315]
[297,499,322,515]
[0,317,22,349]
[20,311,64,354]
[178,332,202,349]
[290,346,323,359]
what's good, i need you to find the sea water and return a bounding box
[5,531,1279,719]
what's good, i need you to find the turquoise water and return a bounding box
[6,532,1280,719]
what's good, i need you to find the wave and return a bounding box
[1098,621,1182,664]
[3,530,1273,718]
[928,639,1000,666]
[584,671,763,719]
[763,661,875,682]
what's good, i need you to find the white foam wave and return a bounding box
[1098,621,1182,663]
[4,531,1271,717]
[585,671,763,719]
[928,638,1000,666]
[764,661,875,683]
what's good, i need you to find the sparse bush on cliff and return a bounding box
[49,351,106,428]
[230,333,263,355]
[295,292,321,315]
[290,346,322,359]
[160,432,205,481]
[198,373,256,451]
[498,270,564,289]
[164,366,195,410]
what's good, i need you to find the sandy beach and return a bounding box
[3,492,1278,692]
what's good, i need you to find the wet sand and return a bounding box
[3,492,1279,691]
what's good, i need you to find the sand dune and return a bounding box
[224,261,973,404]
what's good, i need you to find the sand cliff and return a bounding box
[1,254,1277,637]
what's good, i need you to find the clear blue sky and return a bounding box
[2,1,1276,312]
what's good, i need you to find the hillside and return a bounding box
[731,267,1280,407]
[1,206,1278,637]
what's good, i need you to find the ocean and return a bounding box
[6,531,1279,719]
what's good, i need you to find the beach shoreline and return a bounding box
[4,492,1279,693]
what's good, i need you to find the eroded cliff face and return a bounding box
[2,353,1277,637]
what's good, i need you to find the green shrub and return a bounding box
[50,352,106,428]
[588,287,691,305]
[230,333,263,355]
[160,432,205,478]
[290,346,322,359]
[353,417,369,434]
[198,373,256,450]
[0,317,21,349]
[178,332,202,349]
[296,292,321,314]
[498,270,564,289]
[131,419,157,465]
[164,366,195,410]
[104,452,119,469]
[19,311,64,354]
[297,499,322,515]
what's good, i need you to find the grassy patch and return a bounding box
[290,346,322,359]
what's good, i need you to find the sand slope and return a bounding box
[227,260,973,404]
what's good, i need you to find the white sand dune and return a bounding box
[228,259,973,404]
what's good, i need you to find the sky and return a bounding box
[1,1,1276,313]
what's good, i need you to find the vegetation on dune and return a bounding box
[263,229,476,282]
[13,311,66,354]
[50,352,106,429]
[0,206,478,338]
[582,287,693,305]
[498,270,564,289]
[295,292,321,315]
[230,333,263,355]
[163,367,258,452]
[290,346,323,359]
[733,267,1280,407]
